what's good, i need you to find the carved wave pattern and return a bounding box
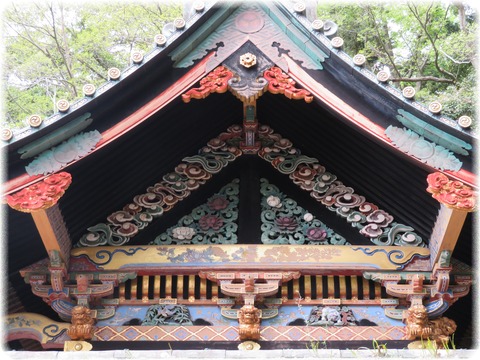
[151,179,239,245]
[385,125,462,172]
[257,125,426,247]
[260,178,349,245]
[78,126,243,247]
[25,130,102,176]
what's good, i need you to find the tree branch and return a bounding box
[390,76,455,83]
[407,2,456,81]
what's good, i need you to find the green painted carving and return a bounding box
[260,178,349,245]
[142,304,193,326]
[257,124,426,247]
[17,112,93,159]
[396,109,472,156]
[439,250,452,267]
[78,126,243,247]
[151,179,239,245]
[25,130,102,176]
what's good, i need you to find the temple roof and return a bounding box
[3,0,475,349]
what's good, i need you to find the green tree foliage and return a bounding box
[2,1,182,128]
[317,1,477,122]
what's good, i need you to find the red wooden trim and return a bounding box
[283,55,477,189]
[3,53,215,195]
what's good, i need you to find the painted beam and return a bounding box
[70,244,430,273]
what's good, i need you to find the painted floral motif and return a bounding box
[199,215,224,231]
[172,227,196,240]
[266,195,282,208]
[306,228,327,241]
[151,180,239,245]
[275,217,298,232]
[260,178,349,245]
[261,246,342,262]
[303,213,314,222]
[207,195,229,211]
[155,246,233,264]
[257,125,425,247]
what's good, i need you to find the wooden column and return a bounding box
[5,172,73,265]
[426,172,476,267]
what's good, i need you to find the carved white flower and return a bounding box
[303,212,314,222]
[266,195,282,208]
[172,227,196,240]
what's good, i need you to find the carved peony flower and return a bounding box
[267,195,282,208]
[199,215,223,231]
[207,196,229,211]
[172,227,196,240]
[306,227,327,241]
[275,217,298,232]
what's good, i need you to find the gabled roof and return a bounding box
[3,0,476,192]
[3,0,475,348]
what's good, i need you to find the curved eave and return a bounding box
[283,55,477,188]
[3,53,215,196]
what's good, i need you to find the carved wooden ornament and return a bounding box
[5,172,72,212]
[263,67,313,103]
[67,305,95,341]
[182,66,234,103]
[238,304,261,341]
[427,172,476,211]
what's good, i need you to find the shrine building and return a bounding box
[2,0,476,353]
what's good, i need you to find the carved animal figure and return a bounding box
[238,305,261,341]
[67,305,95,341]
[430,317,457,345]
[403,304,456,346]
